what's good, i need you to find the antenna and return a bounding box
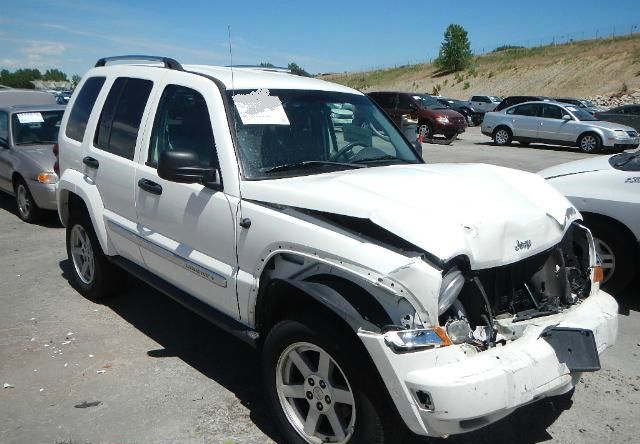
[228,25,235,93]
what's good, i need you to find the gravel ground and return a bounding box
[0,127,638,444]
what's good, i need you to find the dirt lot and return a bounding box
[1,127,639,444]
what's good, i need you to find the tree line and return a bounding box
[0,68,82,89]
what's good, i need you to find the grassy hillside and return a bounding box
[320,34,640,99]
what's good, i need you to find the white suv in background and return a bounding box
[56,55,618,444]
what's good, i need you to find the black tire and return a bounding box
[578,133,602,153]
[66,212,122,300]
[13,177,42,223]
[262,315,407,444]
[418,121,433,139]
[584,216,638,294]
[493,126,512,146]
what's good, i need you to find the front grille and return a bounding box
[451,117,465,124]
[626,131,638,137]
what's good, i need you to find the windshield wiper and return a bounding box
[352,155,413,164]
[263,160,365,174]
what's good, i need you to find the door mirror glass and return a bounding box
[158,150,221,187]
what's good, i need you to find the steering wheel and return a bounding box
[330,141,369,161]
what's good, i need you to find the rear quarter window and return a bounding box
[94,77,153,160]
[65,77,106,142]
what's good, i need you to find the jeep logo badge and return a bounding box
[515,240,532,251]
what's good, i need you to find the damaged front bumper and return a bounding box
[358,289,618,437]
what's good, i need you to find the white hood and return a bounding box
[242,164,579,269]
[538,155,612,179]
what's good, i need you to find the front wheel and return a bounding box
[14,178,42,223]
[587,218,637,294]
[418,122,433,139]
[262,317,406,444]
[578,133,602,153]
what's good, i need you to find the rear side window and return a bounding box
[513,103,542,117]
[147,85,217,168]
[94,77,153,160]
[65,76,105,142]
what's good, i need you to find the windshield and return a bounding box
[11,110,64,145]
[228,89,421,179]
[413,94,446,110]
[489,96,502,102]
[565,106,597,121]
[581,100,595,108]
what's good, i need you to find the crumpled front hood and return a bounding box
[242,164,579,269]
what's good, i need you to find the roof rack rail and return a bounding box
[95,55,183,71]
[227,65,291,73]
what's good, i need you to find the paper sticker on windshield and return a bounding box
[232,88,289,125]
[16,112,44,124]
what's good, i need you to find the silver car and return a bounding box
[481,101,640,153]
[0,99,65,222]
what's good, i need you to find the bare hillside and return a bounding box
[321,35,640,100]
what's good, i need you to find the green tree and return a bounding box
[0,68,43,89]
[71,74,82,89]
[287,62,310,77]
[434,24,473,73]
[258,62,275,68]
[43,68,68,81]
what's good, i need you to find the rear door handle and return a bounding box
[138,178,163,195]
[83,156,99,169]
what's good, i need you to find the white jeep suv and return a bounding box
[56,55,618,443]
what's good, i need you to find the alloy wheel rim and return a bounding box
[495,130,509,144]
[16,184,30,218]
[276,342,356,444]
[419,124,431,138]
[581,135,597,152]
[70,225,95,284]
[594,237,615,283]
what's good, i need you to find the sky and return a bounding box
[1,0,639,77]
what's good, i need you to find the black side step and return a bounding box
[108,256,257,348]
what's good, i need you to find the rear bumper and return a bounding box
[28,180,57,210]
[359,289,618,437]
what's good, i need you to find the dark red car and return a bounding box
[368,91,466,139]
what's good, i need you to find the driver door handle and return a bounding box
[138,178,163,195]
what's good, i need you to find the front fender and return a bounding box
[57,168,113,255]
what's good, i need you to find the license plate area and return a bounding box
[541,327,601,372]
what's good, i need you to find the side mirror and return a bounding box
[158,150,221,188]
[562,114,572,121]
[408,103,418,112]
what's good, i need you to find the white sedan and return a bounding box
[539,151,640,293]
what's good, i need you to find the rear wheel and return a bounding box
[578,133,602,153]
[14,178,42,223]
[66,213,122,300]
[493,127,512,146]
[262,316,406,444]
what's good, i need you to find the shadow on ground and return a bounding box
[0,192,62,228]
[57,258,639,444]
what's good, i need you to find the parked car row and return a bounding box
[0,56,623,444]
[481,100,640,152]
